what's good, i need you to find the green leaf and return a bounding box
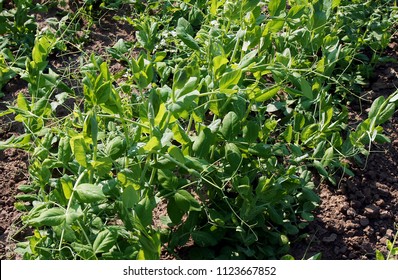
[313,160,328,177]
[368,96,385,119]
[135,195,156,227]
[93,229,117,254]
[157,169,178,191]
[192,127,215,158]
[301,211,314,221]
[375,250,385,260]
[172,123,191,145]
[377,103,395,125]
[105,136,126,160]
[213,55,229,77]
[191,231,218,247]
[321,147,334,167]
[219,69,242,92]
[70,136,88,168]
[96,81,111,104]
[225,143,242,173]
[174,189,201,212]
[168,145,185,164]
[220,111,240,140]
[176,18,200,51]
[268,0,286,17]
[143,136,161,152]
[75,183,106,203]
[122,185,140,208]
[32,35,56,70]
[17,93,29,111]
[167,198,185,224]
[29,208,66,227]
[61,175,73,200]
[91,157,113,175]
[299,78,313,100]
[243,121,260,143]
[117,169,140,189]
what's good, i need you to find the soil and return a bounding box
[290,38,398,260]
[1,2,397,260]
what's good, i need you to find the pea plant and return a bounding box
[1,0,397,259]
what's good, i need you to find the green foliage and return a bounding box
[1,0,397,260]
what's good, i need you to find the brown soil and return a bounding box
[290,39,398,260]
[0,3,397,260]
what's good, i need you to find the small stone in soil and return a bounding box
[347,207,357,216]
[380,210,392,219]
[359,217,369,226]
[322,233,337,243]
[386,229,394,238]
[364,226,374,236]
[364,205,380,218]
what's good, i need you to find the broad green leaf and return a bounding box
[219,69,242,91]
[105,136,126,160]
[174,76,198,99]
[96,81,111,104]
[70,136,88,168]
[369,96,385,119]
[75,183,106,203]
[376,103,395,125]
[117,169,140,189]
[167,198,185,224]
[225,143,242,173]
[143,136,161,152]
[168,145,185,164]
[282,125,293,143]
[238,49,258,70]
[61,175,73,200]
[191,231,218,247]
[301,211,314,221]
[158,169,179,191]
[220,111,240,140]
[267,206,283,225]
[93,229,117,254]
[174,189,201,212]
[299,78,313,100]
[321,147,334,167]
[29,207,65,227]
[313,160,328,177]
[243,121,260,143]
[172,123,191,145]
[32,35,56,70]
[213,55,229,77]
[268,0,286,17]
[287,5,306,19]
[176,18,200,51]
[122,185,140,209]
[17,93,29,111]
[91,157,113,175]
[192,127,215,158]
[65,204,83,225]
[210,0,217,15]
[301,124,319,143]
[135,195,156,227]
[58,136,72,165]
[369,96,396,125]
